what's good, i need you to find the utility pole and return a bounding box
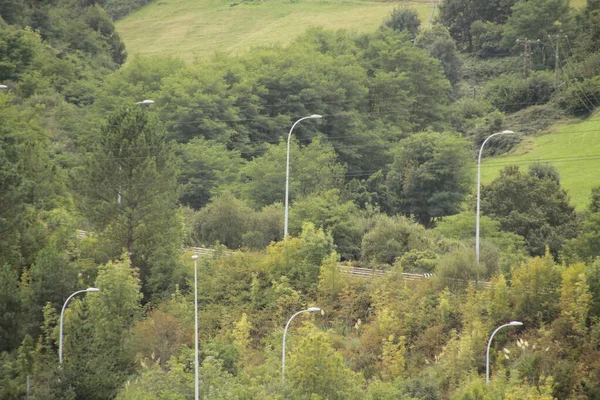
[516,39,535,78]
[469,85,481,98]
[548,34,567,93]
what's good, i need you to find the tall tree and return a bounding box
[356,29,452,131]
[231,137,345,210]
[415,25,462,86]
[0,88,61,270]
[0,264,22,352]
[501,0,573,52]
[62,255,142,399]
[480,164,578,257]
[178,137,246,210]
[290,189,364,260]
[288,325,360,400]
[510,252,562,326]
[361,214,432,266]
[386,132,473,227]
[438,0,517,51]
[75,105,183,297]
[381,8,421,39]
[562,186,600,264]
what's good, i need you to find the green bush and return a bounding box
[105,0,151,20]
[470,21,508,59]
[557,76,600,116]
[503,103,567,135]
[460,55,521,84]
[361,215,431,266]
[483,71,555,113]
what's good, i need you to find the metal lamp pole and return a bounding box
[476,130,514,264]
[284,115,322,239]
[59,288,100,364]
[486,321,523,383]
[192,255,200,400]
[281,307,321,381]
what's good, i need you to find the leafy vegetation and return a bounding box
[3,0,600,398]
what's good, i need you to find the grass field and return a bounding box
[116,0,435,61]
[481,113,600,210]
[571,0,587,7]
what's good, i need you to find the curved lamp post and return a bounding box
[281,307,322,381]
[59,288,100,364]
[284,115,322,239]
[486,321,523,383]
[476,130,514,264]
[192,255,200,400]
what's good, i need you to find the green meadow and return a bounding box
[116,0,435,61]
[481,113,600,210]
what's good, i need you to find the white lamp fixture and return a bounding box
[486,321,523,383]
[284,115,323,238]
[476,130,514,264]
[281,307,322,381]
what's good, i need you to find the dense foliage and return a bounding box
[1,0,600,398]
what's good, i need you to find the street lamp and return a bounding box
[0,85,7,89]
[59,288,100,364]
[486,321,523,383]
[192,255,200,400]
[281,307,322,381]
[136,99,155,105]
[476,130,514,264]
[284,115,322,239]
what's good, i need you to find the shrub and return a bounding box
[556,76,600,116]
[361,215,430,266]
[470,21,508,59]
[460,55,521,84]
[104,0,151,20]
[381,8,421,39]
[503,103,567,135]
[483,71,555,113]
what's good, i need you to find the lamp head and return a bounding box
[307,307,321,312]
[136,99,155,105]
[0,85,8,89]
[309,114,322,119]
[508,321,523,326]
[86,288,100,292]
[500,130,514,135]
[192,255,199,260]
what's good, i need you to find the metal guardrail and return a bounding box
[340,266,491,289]
[190,247,235,256]
[190,247,217,256]
[340,266,430,280]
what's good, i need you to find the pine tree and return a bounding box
[75,105,183,298]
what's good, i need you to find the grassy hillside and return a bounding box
[481,113,600,210]
[116,0,435,61]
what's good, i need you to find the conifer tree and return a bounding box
[75,105,182,298]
